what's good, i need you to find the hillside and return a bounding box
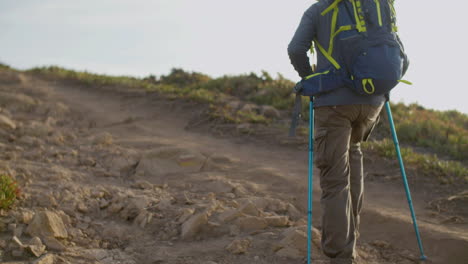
[0,64,467,264]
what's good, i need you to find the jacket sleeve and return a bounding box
[288,5,318,79]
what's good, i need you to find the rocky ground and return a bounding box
[0,69,466,264]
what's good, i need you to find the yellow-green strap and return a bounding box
[321,0,343,16]
[328,7,339,54]
[388,0,398,32]
[398,80,413,85]
[315,40,341,69]
[331,25,354,39]
[304,70,331,80]
[362,79,376,94]
[350,0,366,32]
[373,0,383,26]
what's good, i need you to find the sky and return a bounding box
[1,0,467,113]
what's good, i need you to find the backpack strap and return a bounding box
[387,0,398,32]
[373,0,383,26]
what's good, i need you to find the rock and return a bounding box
[265,216,290,227]
[28,237,43,247]
[133,211,153,229]
[275,227,310,258]
[76,202,89,213]
[18,210,34,224]
[275,247,303,259]
[311,228,321,248]
[131,180,153,190]
[92,132,113,145]
[226,238,251,254]
[286,203,302,221]
[236,216,268,232]
[120,196,150,220]
[11,236,25,248]
[32,254,55,264]
[26,211,68,239]
[178,208,195,223]
[218,209,242,223]
[0,114,16,130]
[239,201,260,216]
[156,198,172,211]
[42,236,66,252]
[26,242,46,257]
[181,213,208,240]
[260,105,281,119]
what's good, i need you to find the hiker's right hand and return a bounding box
[293,81,304,94]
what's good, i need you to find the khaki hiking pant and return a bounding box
[314,104,384,264]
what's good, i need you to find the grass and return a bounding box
[0,174,20,210]
[378,102,468,162]
[363,139,468,184]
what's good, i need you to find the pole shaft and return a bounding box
[308,100,314,264]
[385,102,427,260]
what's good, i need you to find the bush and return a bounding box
[363,139,468,184]
[0,174,20,210]
[376,103,468,162]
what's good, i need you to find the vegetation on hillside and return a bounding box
[10,65,467,183]
[363,140,468,184]
[0,174,20,210]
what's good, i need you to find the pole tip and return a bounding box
[420,255,428,261]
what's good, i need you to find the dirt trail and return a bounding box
[0,71,467,264]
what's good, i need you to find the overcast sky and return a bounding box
[1,0,467,113]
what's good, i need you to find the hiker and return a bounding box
[287,0,408,263]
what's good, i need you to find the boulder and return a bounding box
[26,211,68,239]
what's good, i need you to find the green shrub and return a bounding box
[0,62,11,70]
[363,139,468,184]
[377,103,468,161]
[0,174,20,210]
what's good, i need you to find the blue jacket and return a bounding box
[288,0,386,107]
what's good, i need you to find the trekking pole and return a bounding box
[385,101,427,261]
[307,98,314,264]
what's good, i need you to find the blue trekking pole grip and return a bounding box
[385,102,427,261]
[307,98,314,264]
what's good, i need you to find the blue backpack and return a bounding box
[296,0,410,97]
